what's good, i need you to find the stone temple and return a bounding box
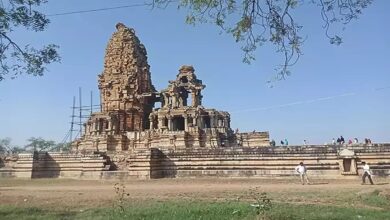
[74,23,269,153]
[1,23,389,180]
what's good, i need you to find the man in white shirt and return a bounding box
[361,162,374,185]
[295,162,310,185]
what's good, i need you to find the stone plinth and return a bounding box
[127,144,390,179]
[11,152,109,179]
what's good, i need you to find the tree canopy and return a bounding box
[0,0,373,81]
[0,137,71,154]
[0,0,60,81]
[24,137,56,152]
[152,0,372,79]
[0,137,24,153]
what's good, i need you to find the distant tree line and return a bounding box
[0,137,70,154]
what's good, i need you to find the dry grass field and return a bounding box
[0,177,389,219]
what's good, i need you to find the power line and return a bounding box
[46,3,149,17]
[230,85,390,114]
[46,0,178,17]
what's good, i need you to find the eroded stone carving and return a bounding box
[74,23,269,153]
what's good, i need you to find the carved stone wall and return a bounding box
[96,23,156,134]
[74,23,270,153]
[128,144,390,179]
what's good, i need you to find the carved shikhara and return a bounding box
[74,23,269,153]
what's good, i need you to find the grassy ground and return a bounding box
[1,178,389,219]
[1,200,390,220]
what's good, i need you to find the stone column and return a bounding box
[112,116,118,134]
[209,112,216,128]
[223,118,229,128]
[86,123,90,135]
[102,120,107,133]
[158,116,164,129]
[184,115,188,131]
[162,94,168,108]
[167,116,173,131]
[172,95,177,108]
[119,114,125,131]
[94,119,98,135]
[217,119,222,127]
[149,115,154,130]
[198,116,204,129]
[139,117,143,132]
[107,120,111,134]
[191,92,197,107]
[350,158,358,174]
[99,119,103,133]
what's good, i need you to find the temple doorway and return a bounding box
[172,116,185,131]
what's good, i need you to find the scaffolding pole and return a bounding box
[70,96,76,142]
[90,90,93,115]
[79,87,82,137]
[64,88,100,146]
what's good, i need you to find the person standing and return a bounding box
[340,136,345,144]
[361,162,374,185]
[295,162,310,185]
[285,138,289,146]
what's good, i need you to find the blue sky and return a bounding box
[0,0,389,146]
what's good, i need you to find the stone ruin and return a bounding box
[74,23,269,153]
[1,23,389,179]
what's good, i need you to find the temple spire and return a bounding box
[98,23,155,113]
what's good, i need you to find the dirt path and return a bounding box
[0,178,389,210]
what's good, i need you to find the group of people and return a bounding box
[332,136,345,145]
[348,138,360,145]
[332,136,373,145]
[268,137,373,147]
[364,138,373,144]
[295,161,374,185]
[269,139,288,147]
